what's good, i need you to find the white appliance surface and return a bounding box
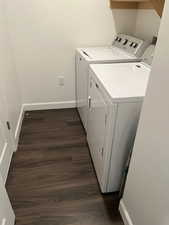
[87,45,155,193]
[90,62,151,102]
[77,46,136,62]
[87,70,144,193]
[76,34,150,131]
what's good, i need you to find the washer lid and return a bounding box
[90,63,151,102]
[78,46,137,61]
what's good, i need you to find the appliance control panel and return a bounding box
[113,34,150,58]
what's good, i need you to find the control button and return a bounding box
[123,39,128,45]
[115,36,119,41]
[130,42,133,47]
[118,37,122,42]
[133,43,138,48]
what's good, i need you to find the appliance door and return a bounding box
[76,53,88,131]
[87,75,108,187]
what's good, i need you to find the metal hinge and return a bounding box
[95,83,99,89]
[88,96,91,109]
[6,121,11,130]
[101,147,104,157]
[105,113,108,125]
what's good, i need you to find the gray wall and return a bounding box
[120,1,169,225]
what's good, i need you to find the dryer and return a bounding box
[87,45,155,193]
[76,34,149,131]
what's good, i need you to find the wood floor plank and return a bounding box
[6,108,124,225]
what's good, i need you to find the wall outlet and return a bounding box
[58,76,64,86]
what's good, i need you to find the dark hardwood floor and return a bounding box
[6,108,124,225]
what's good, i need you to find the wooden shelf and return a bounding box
[150,0,165,17]
[110,1,138,9]
[111,0,149,2]
[109,0,165,17]
[138,2,153,9]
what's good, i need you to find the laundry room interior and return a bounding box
[0,0,168,225]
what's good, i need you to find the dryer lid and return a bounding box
[79,46,137,61]
[90,62,151,102]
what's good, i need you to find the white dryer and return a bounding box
[76,34,149,131]
[87,45,155,193]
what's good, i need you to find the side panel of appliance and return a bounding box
[87,75,108,188]
[107,101,143,193]
[75,51,89,131]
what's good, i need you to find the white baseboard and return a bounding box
[14,105,24,149]
[23,100,76,111]
[119,200,134,225]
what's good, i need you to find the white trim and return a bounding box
[14,105,24,148]
[0,143,7,164]
[23,101,76,111]
[119,200,134,225]
[1,218,6,225]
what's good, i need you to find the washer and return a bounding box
[87,45,155,193]
[76,34,149,131]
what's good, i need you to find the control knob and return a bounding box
[118,37,122,42]
[123,39,128,45]
[133,43,138,48]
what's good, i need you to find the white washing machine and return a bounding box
[87,45,155,193]
[76,34,149,131]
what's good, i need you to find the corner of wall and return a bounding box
[133,9,161,41]
[111,9,137,35]
[14,105,24,150]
